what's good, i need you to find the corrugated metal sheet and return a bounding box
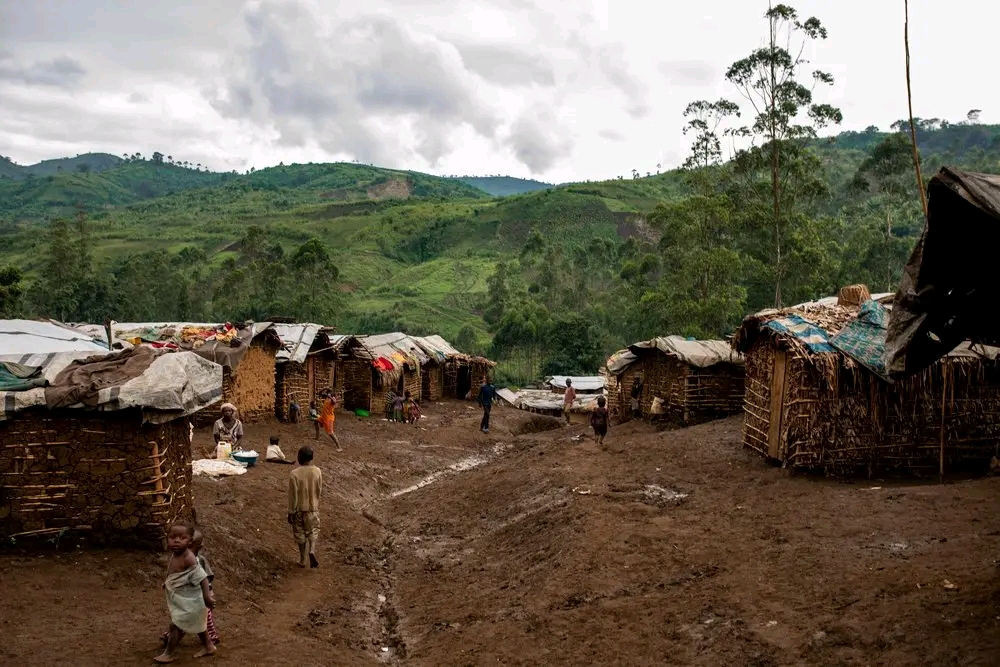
[273,323,322,364]
[546,376,606,392]
[0,319,108,359]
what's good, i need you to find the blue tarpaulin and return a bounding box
[831,300,890,376]
[763,315,835,354]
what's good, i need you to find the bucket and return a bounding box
[355,408,370,417]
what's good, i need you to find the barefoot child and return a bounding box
[318,390,342,451]
[160,529,220,648]
[288,446,323,568]
[590,395,610,446]
[406,394,421,424]
[155,524,216,663]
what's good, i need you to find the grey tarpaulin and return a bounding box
[886,167,1000,377]
[629,336,743,368]
[0,348,223,424]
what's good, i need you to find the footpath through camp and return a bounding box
[2,400,999,666]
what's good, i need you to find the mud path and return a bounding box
[2,403,999,666]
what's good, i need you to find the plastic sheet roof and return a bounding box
[545,376,606,391]
[410,335,462,363]
[0,348,223,424]
[608,336,743,374]
[0,320,108,359]
[354,332,428,372]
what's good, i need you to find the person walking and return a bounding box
[563,378,577,425]
[478,377,497,434]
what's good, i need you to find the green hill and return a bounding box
[4,122,1000,382]
[456,176,553,197]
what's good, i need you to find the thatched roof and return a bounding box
[736,293,1000,379]
[272,323,347,364]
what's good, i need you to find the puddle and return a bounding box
[390,443,511,498]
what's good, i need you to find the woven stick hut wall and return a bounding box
[112,322,280,424]
[411,335,461,402]
[604,337,745,426]
[444,356,496,400]
[272,325,354,421]
[734,290,1000,474]
[339,333,424,413]
[0,346,222,548]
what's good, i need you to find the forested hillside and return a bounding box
[2,118,1000,383]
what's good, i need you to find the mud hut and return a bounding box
[444,355,496,400]
[733,291,1000,474]
[604,336,745,426]
[410,335,461,402]
[0,345,222,549]
[272,324,355,421]
[339,333,425,413]
[112,322,280,424]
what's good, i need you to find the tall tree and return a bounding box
[723,3,842,305]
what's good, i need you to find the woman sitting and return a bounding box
[213,403,244,450]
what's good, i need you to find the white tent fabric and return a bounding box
[0,320,108,358]
[545,376,606,392]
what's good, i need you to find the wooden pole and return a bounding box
[939,359,948,482]
[904,0,929,218]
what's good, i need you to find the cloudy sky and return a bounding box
[0,0,996,182]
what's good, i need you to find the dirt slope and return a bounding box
[1,403,998,666]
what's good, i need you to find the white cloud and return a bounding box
[1,0,1000,181]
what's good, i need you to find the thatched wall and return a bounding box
[275,353,337,421]
[422,362,444,402]
[372,367,420,416]
[0,409,194,549]
[607,354,744,426]
[341,360,373,412]
[742,335,1000,474]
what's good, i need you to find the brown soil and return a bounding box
[367,179,411,200]
[2,402,999,666]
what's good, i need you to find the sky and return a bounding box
[1,0,997,183]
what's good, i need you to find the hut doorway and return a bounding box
[767,350,788,460]
[456,365,472,399]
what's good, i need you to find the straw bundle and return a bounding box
[837,284,872,307]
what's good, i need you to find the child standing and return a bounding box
[317,390,342,451]
[289,394,301,424]
[392,392,404,423]
[590,395,610,446]
[406,394,421,424]
[563,378,577,425]
[160,528,219,648]
[309,400,320,439]
[288,446,323,568]
[155,524,216,663]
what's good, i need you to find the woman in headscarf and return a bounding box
[213,403,244,449]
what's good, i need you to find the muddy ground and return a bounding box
[2,400,999,666]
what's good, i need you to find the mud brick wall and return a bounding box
[422,363,444,402]
[372,368,421,417]
[313,355,335,400]
[0,409,194,549]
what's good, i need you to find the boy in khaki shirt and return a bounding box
[288,446,323,568]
